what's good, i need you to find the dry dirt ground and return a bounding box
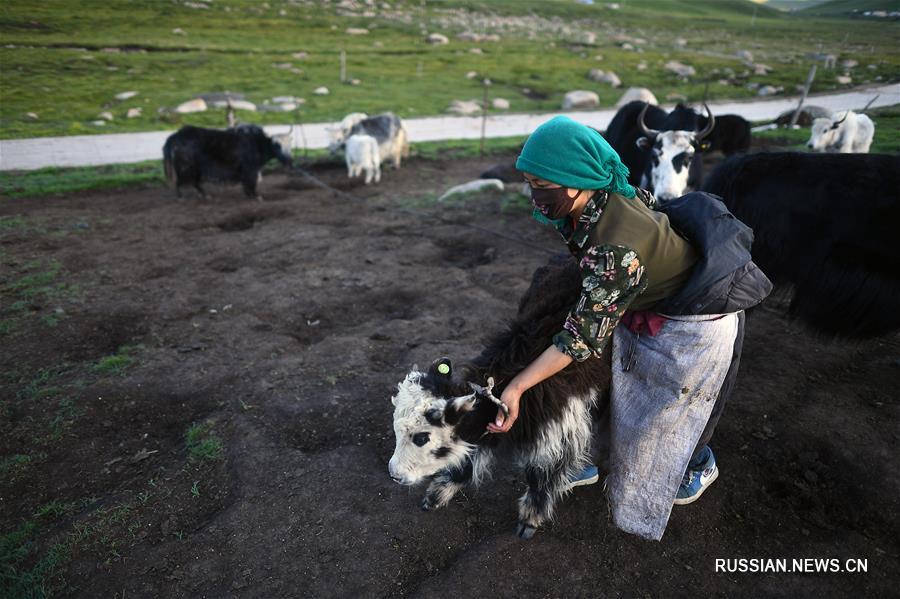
[2,153,898,598]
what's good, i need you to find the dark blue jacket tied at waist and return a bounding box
[654,191,773,316]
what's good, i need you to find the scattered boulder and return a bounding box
[272,96,298,104]
[774,105,830,127]
[115,91,138,101]
[97,111,115,122]
[636,61,648,71]
[425,33,449,45]
[753,63,773,76]
[674,37,687,48]
[735,49,753,62]
[469,48,483,54]
[757,85,782,96]
[841,59,858,68]
[126,107,142,118]
[447,99,481,115]
[175,98,207,113]
[260,103,296,112]
[614,87,658,109]
[836,75,852,85]
[346,27,369,35]
[465,71,478,79]
[664,61,695,77]
[562,90,600,110]
[438,179,505,202]
[491,98,510,110]
[587,69,621,87]
[867,64,877,70]
[620,42,634,51]
[172,27,186,35]
[581,31,597,45]
[313,87,330,95]
[349,78,361,85]
[292,51,308,59]
[91,120,107,126]
[198,92,245,104]
[26,112,39,120]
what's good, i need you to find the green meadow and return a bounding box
[1,0,898,140]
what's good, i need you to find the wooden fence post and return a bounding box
[789,65,817,128]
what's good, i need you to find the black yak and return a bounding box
[697,113,752,156]
[162,125,292,200]
[388,256,610,539]
[701,152,900,337]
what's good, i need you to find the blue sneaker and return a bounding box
[567,464,600,489]
[674,446,718,505]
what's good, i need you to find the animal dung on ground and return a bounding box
[437,179,505,202]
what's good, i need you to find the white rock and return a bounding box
[735,49,753,62]
[836,75,852,84]
[841,59,858,68]
[172,28,186,35]
[26,112,39,120]
[346,27,369,35]
[426,33,449,45]
[588,69,621,87]
[469,48,483,54]
[465,71,478,79]
[753,63,773,75]
[272,96,297,103]
[594,54,603,61]
[230,100,257,111]
[491,98,510,110]
[126,107,142,118]
[98,111,114,121]
[457,31,480,42]
[636,61,648,71]
[447,99,481,115]
[115,91,138,101]
[621,43,634,51]
[261,103,297,112]
[91,120,106,126]
[674,37,687,47]
[867,64,877,70]
[175,98,207,113]
[664,60,695,77]
[562,90,600,110]
[581,31,597,45]
[292,51,308,59]
[438,179,505,202]
[349,78,361,85]
[757,85,781,96]
[314,87,330,95]
[614,87,658,109]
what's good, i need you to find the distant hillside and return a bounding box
[800,0,900,15]
[760,0,831,11]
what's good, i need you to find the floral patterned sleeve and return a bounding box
[552,244,648,362]
[634,187,657,209]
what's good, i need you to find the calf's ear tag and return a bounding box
[437,362,451,375]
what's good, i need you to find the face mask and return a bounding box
[531,186,579,220]
[532,208,568,229]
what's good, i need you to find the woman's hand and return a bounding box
[487,385,522,434]
[484,345,574,435]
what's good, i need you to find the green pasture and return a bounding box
[1,0,898,140]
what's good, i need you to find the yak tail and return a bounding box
[162,143,176,189]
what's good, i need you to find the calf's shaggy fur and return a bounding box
[389,256,611,539]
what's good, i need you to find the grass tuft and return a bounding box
[185,422,224,462]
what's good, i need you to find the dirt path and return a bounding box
[1,154,898,598]
[2,83,897,171]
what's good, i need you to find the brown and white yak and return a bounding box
[388,256,610,539]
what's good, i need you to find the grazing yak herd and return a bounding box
[158,98,897,539]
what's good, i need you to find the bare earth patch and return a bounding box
[1,153,898,598]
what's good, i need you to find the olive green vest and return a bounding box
[588,194,698,311]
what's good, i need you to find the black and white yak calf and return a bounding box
[162,124,292,200]
[388,257,610,539]
[702,151,900,338]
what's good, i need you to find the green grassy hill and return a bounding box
[1,0,897,140]
[799,0,900,15]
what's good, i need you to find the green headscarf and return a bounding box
[516,115,636,198]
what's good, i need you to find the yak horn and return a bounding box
[833,110,850,126]
[638,103,660,139]
[696,102,715,141]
